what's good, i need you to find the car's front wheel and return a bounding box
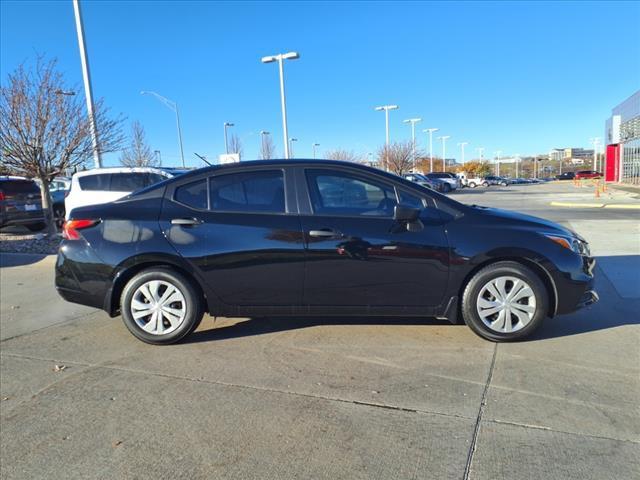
[461,261,548,341]
[468,182,476,188]
[121,268,204,345]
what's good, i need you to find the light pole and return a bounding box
[476,147,485,161]
[289,138,297,158]
[154,150,162,165]
[457,142,468,165]
[312,142,320,159]
[261,51,300,159]
[514,153,520,178]
[375,105,399,171]
[494,150,502,176]
[590,137,600,171]
[72,0,101,168]
[141,91,186,168]
[438,135,450,172]
[423,128,439,172]
[259,130,270,159]
[223,122,234,154]
[403,118,422,170]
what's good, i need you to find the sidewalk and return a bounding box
[549,182,640,209]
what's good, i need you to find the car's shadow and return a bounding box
[0,252,49,268]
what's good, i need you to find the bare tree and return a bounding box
[377,141,414,175]
[120,121,157,167]
[325,149,363,163]
[0,57,124,234]
[260,134,276,160]
[228,133,243,159]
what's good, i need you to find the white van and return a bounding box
[65,167,186,219]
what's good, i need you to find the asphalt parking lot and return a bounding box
[1,181,639,479]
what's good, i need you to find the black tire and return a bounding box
[120,267,204,345]
[482,182,489,187]
[441,183,452,193]
[468,182,476,188]
[461,261,548,342]
[26,222,46,232]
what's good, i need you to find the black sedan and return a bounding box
[56,160,598,344]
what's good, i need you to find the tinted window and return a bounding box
[398,190,425,210]
[306,170,397,217]
[175,179,208,209]
[209,170,285,213]
[78,174,111,191]
[0,180,40,195]
[147,173,167,186]
[427,173,446,179]
[110,173,149,192]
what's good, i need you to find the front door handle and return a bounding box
[171,217,203,226]
[308,229,341,238]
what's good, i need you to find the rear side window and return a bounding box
[0,180,40,195]
[78,172,165,192]
[109,173,149,192]
[79,174,110,191]
[209,170,285,213]
[175,179,208,209]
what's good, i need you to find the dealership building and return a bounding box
[605,90,640,184]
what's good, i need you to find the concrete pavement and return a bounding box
[1,182,639,479]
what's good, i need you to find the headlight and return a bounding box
[543,234,590,256]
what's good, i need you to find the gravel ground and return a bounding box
[0,230,61,254]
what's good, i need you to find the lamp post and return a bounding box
[403,118,422,170]
[423,128,439,172]
[259,130,270,159]
[590,137,600,171]
[223,122,234,154]
[141,91,185,168]
[514,153,520,178]
[494,150,502,176]
[261,51,300,159]
[438,135,450,172]
[289,138,297,158]
[457,142,468,165]
[375,104,399,171]
[312,142,320,159]
[72,0,101,168]
[476,147,485,161]
[154,150,161,165]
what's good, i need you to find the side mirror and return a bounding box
[393,204,420,223]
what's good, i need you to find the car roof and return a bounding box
[72,167,176,178]
[0,175,33,181]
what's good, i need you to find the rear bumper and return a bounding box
[0,211,45,227]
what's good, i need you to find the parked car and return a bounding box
[556,172,576,181]
[56,159,598,345]
[0,176,45,231]
[458,173,488,188]
[574,170,602,180]
[403,173,448,193]
[35,177,70,228]
[484,175,509,186]
[65,167,187,219]
[425,172,459,192]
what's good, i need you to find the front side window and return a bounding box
[175,179,208,209]
[209,170,285,213]
[306,170,397,217]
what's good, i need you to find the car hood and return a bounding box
[471,205,584,240]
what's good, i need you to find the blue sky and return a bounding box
[2,0,639,167]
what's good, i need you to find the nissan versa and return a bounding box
[55,160,598,345]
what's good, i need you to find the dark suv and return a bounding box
[0,176,45,231]
[56,160,597,345]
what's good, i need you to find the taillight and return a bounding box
[62,219,99,240]
[0,190,5,201]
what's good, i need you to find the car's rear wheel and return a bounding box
[441,183,452,193]
[121,268,204,345]
[461,261,548,341]
[468,182,476,188]
[482,181,489,187]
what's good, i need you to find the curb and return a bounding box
[550,201,640,209]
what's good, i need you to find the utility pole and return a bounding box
[72,0,101,168]
[423,128,439,173]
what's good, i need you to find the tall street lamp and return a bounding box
[141,90,185,167]
[72,0,101,168]
[590,137,601,171]
[457,142,468,165]
[476,147,485,161]
[261,51,300,159]
[514,153,520,178]
[423,128,439,172]
[259,130,270,158]
[289,138,297,158]
[154,150,161,165]
[438,135,451,172]
[494,150,502,176]
[312,142,320,159]
[403,118,422,170]
[223,122,234,154]
[375,104,399,171]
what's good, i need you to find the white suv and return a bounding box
[65,167,186,219]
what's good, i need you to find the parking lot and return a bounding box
[1,181,639,479]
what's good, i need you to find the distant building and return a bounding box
[605,90,640,184]
[549,148,593,165]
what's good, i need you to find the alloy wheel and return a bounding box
[130,280,187,335]
[476,276,537,333]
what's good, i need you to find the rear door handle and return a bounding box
[308,229,341,238]
[171,217,203,226]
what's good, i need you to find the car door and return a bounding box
[160,166,305,307]
[297,167,450,308]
